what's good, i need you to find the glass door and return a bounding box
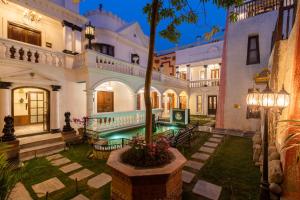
[208,95,217,115]
[28,92,45,124]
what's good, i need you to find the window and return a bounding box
[91,43,115,57]
[131,54,140,64]
[196,95,202,113]
[8,22,41,46]
[247,35,260,65]
[211,69,219,79]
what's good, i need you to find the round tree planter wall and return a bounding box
[107,146,187,200]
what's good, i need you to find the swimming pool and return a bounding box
[99,124,180,141]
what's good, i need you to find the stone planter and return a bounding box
[107,146,187,200]
[1,140,20,160]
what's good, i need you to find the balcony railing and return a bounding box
[0,38,65,68]
[87,108,163,133]
[233,0,294,21]
[189,79,220,88]
[74,50,189,88]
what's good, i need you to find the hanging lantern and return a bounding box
[246,87,260,106]
[276,85,290,108]
[260,84,276,108]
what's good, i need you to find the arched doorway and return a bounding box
[162,89,178,117]
[94,81,135,113]
[12,87,50,136]
[179,91,188,109]
[136,87,161,110]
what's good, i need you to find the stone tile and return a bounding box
[212,134,224,139]
[50,157,71,166]
[32,177,65,197]
[182,170,196,183]
[69,169,94,181]
[87,173,112,189]
[46,154,63,161]
[192,180,222,200]
[59,163,82,173]
[199,146,215,154]
[185,160,204,170]
[8,182,32,200]
[191,152,210,161]
[71,194,89,200]
[208,138,222,143]
[204,142,219,148]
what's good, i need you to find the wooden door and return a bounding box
[179,96,187,109]
[97,91,114,113]
[28,92,45,124]
[151,92,159,109]
[208,96,217,115]
[8,22,41,46]
[211,69,219,79]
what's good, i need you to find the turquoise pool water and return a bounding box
[99,124,179,141]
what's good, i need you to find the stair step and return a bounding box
[20,141,66,161]
[19,134,63,149]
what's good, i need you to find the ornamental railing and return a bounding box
[73,50,189,88]
[233,0,294,21]
[189,79,220,88]
[86,108,163,133]
[0,38,65,68]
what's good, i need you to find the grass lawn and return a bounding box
[21,144,111,200]
[182,136,260,200]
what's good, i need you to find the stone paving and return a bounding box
[9,182,33,200]
[46,154,63,161]
[32,177,65,197]
[182,133,225,199]
[71,194,90,200]
[50,157,71,166]
[59,162,82,173]
[87,173,112,189]
[69,169,95,181]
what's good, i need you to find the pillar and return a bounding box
[0,82,11,131]
[133,93,138,110]
[50,85,61,133]
[204,65,208,80]
[86,89,95,116]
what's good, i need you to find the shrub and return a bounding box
[121,136,173,168]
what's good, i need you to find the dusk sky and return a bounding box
[80,0,227,51]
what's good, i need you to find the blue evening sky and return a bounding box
[80,0,227,51]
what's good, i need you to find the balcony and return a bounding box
[233,0,294,21]
[189,79,220,88]
[73,50,189,88]
[0,38,66,68]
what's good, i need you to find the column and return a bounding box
[177,96,180,109]
[133,94,138,110]
[50,85,61,133]
[0,82,11,131]
[86,89,95,116]
[204,65,208,86]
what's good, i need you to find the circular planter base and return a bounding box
[107,146,187,200]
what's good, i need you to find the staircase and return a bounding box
[19,133,66,161]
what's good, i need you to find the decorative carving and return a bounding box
[19,48,24,60]
[63,112,74,132]
[1,116,16,142]
[0,82,12,89]
[51,85,61,91]
[27,50,32,62]
[34,51,39,63]
[9,46,16,59]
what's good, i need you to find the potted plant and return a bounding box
[106,136,186,200]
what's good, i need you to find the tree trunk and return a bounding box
[144,0,159,145]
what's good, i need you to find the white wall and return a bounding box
[223,11,278,131]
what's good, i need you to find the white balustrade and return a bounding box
[0,38,65,68]
[88,109,163,132]
[189,79,220,88]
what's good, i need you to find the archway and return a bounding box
[136,86,161,110]
[179,91,188,109]
[12,87,50,136]
[162,89,178,117]
[94,81,135,113]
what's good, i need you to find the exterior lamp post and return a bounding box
[85,21,95,49]
[246,83,290,200]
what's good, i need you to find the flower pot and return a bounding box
[107,146,187,200]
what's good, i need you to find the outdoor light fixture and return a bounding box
[276,85,290,108]
[246,83,290,200]
[85,21,95,49]
[246,87,260,106]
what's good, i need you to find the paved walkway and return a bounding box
[182,132,225,200]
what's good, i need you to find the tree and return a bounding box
[142,0,241,144]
